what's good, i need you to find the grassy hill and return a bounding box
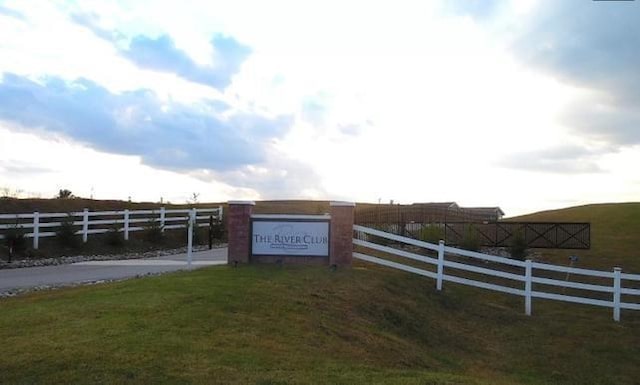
[507,202,640,272]
[1,264,639,385]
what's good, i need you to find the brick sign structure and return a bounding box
[227,201,355,266]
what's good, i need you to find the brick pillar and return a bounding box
[227,201,255,265]
[330,201,355,267]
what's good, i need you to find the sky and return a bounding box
[0,0,639,216]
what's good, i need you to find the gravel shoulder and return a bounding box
[0,244,226,270]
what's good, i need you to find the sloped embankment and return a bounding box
[0,263,638,384]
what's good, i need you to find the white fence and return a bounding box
[353,225,640,322]
[0,206,223,249]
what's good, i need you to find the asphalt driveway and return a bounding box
[0,248,227,293]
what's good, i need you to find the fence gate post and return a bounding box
[123,209,130,241]
[437,240,445,291]
[208,214,213,250]
[187,208,195,268]
[82,209,89,243]
[32,211,40,249]
[525,259,533,316]
[613,267,622,322]
[160,207,165,233]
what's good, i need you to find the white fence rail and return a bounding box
[353,225,640,322]
[0,206,223,249]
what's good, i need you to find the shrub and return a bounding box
[419,224,444,244]
[509,231,528,261]
[194,227,206,245]
[210,220,226,243]
[104,222,124,247]
[56,214,79,248]
[459,224,480,251]
[143,217,165,244]
[4,221,27,259]
[56,189,74,199]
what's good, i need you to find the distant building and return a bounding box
[411,202,459,210]
[459,207,505,222]
[408,202,459,222]
[410,202,504,222]
[355,201,505,224]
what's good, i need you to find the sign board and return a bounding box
[251,215,330,257]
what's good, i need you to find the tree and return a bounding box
[1,187,23,199]
[187,192,200,205]
[57,189,74,199]
[55,214,79,248]
[509,231,528,261]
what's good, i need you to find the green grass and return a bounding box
[1,264,639,384]
[2,201,639,384]
[507,202,640,271]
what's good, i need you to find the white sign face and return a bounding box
[252,221,329,256]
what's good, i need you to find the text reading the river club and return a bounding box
[252,221,329,256]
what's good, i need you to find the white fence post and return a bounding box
[123,209,130,241]
[218,205,223,221]
[32,211,39,249]
[82,209,89,243]
[437,240,445,291]
[187,208,195,268]
[160,207,165,233]
[613,267,622,322]
[525,259,533,316]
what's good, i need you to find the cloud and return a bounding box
[442,0,503,20]
[120,34,251,89]
[508,0,640,147]
[70,12,124,42]
[561,97,640,145]
[299,94,371,137]
[499,145,609,174]
[0,160,52,176]
[301,98,328,126]
[0,73,291,173]
[186,150,327,200]
[0,4,25,20]
[218,154,327,200]
[338,124,362,136]
[71,13,252,90]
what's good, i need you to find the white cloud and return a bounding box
[0,0,638,216]
[0,126,244,203]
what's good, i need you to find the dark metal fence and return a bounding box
[354,205,590,249]
[440,222,590,249]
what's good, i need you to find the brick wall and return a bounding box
[227,201,254,264]
[330,202,355,266]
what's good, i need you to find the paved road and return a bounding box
[0,248,228,292]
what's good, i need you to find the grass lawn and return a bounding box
[1,263,639,385]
